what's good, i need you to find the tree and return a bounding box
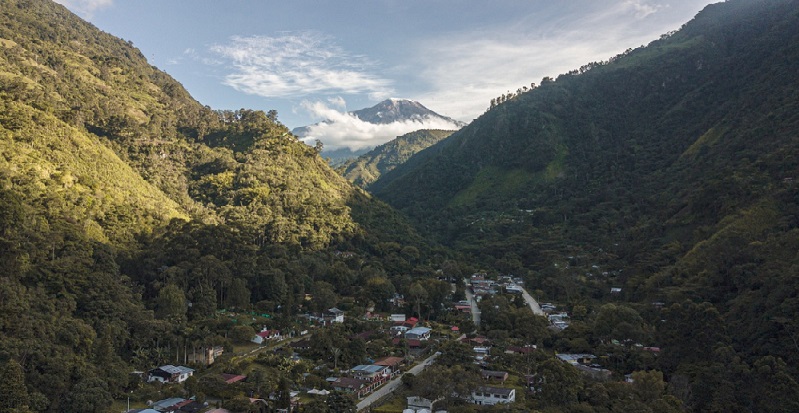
[409,282,427,318]
[62,378,112,413]
[0,359,29,412]
[155,284,187,324]
[593,303,647,344]
[226,278,250,309]
[326,390,356,413]
[535,358,582,406]
[229,325,256,344]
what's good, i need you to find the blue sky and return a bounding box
[55,0,718,148]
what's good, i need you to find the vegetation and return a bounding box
[338,129,455,188]
[2,0,799,411]
[0,0,437,410]
[374,0,799,411]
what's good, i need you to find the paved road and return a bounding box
[356,352,440,411]
[519,286,544,316]
[462,279,481,327]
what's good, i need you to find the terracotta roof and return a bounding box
[374,356,403,367]
[221,373,247,384]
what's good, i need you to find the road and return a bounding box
[462,279,481,327]
[519,286,544,316]
[356,351,440,411]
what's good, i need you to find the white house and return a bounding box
[470,386,515,406]
[252,329,281,344]
[147,365,194,383]
[326,308,345,324]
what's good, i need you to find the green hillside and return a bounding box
[0,1,435,410]
[338,129,455,188]
[374,0,799,410]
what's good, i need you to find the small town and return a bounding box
[121,272,663,413]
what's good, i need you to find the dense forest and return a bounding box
[338,129,455,189]
[2,0,799,412]
[373,0,799,410]
[0,0,448,411]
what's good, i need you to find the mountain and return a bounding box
[292,99,465,164]
[0,1,435,409]
[320,146,373,167]
[373,0,799,410]
[338,129,455,188]
[349,98,466,126]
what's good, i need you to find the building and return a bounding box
[480,370,509,382]
[405,327,432,341]
[252,329,281,344]
[147,365,194,384]
[470,386,516,406]
[331,377,370,398]
[326,308,345,324]
[406,396,436,412]
[374,356,404,378]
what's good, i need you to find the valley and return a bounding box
[1,0,798,412]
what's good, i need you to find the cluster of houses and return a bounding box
[468,273,526,300]
[541,303,571,330]
[327,356,405,398]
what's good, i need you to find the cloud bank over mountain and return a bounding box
[295,99,464,150]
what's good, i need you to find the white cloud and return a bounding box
[623,0,662,19]
[209,32,394,99]
[298,100,463,150]
[53,0,113,18]
[411,0,705,122]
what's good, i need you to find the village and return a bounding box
[124,272,662,413]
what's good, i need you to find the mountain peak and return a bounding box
[351,99,465,126]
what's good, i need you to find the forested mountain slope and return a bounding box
[338,129,454,188]
[0,1,435,410]
[374,0,799,409]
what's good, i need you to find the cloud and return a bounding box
[410,0,702,122]
[298,100,463,150]
[209,32,394,99]
[53,0,113,18]
[623,0,662,19]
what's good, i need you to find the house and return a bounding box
[187,346,224,366]
[454,304,471,313]
[150,398,187,413]
[480,370,509,382]
[221,373,247,384]
[466,336,491,346]
[505,285,524,294]
[405,327,432,341]
[289,338,312,350]
[391,314,407,323]
[252,329,281,344]
[373,356,404,378]
[392,338,423,348]
[350,364,390,383]
[505,345,536,355]
[470,386,516,405]
[332,377,370,398]
[556,353,596,365]
[326,308,345,324]
[147,365,194,383]
[406,396,436,412]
